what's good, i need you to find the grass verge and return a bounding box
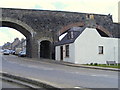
[84,64,120,69]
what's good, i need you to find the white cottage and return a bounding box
[55,27,119,64]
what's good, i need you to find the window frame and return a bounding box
[65,45,69,57]
[98,46,104,54]
[67,32,71,39]
[71,31,74,39]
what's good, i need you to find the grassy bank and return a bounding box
[84,64,120,69]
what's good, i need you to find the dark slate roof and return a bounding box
[20,39,26,44]
[55,27,86,46]
[113,23,120,38]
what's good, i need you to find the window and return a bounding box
[90,15,94,19]
[66,45,69,57]
[86,14,94,19]
[67,31,74,39]
[67,32,71,39]
[71,31,74,38]
[99,46,104,54]
[86,14,90,19]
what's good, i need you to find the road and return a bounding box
[1,53,119,88]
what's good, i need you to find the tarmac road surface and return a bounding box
[1,53,119,89]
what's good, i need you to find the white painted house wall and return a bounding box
[74,28,119,64]
[55,28,119,64]
[55,46,60,61]
[55,44,75,63]
[118,39,120,64]
[64,44,75,63]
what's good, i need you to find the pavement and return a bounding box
[30,58,120,72]
[1,72,59,89]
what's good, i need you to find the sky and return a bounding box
[0,0,119,46]
[0,27,25,46]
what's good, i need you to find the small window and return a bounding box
[67,32,71,39]
[67,31,74,39]
[66,45,69,57]
[90,15,94,19]
[86,14,94,19]
[86,14,89,19]
[71,31,74,38]
[99,46,104,54]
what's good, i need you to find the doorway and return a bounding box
[40,40,51,59]
[60,46,63,61]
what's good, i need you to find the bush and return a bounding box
[90,63,93,65]
[94,63,98,66]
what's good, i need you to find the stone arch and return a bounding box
[59,22,85,35]
[0,17,35,57]
[58,22,112,37]
[0,17,35,37]
[38,37,53,43]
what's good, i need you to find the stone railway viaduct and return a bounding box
[0,8,120,59]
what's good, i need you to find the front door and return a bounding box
[60,46,63,61]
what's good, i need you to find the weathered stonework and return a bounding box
[0,8,119,59]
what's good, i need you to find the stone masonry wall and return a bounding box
[1,8,119,38]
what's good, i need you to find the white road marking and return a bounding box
[26,65,54,70]
[75,72,80,74]
[91,74,108,77]
[74,86,81,89]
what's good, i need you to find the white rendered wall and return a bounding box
[55,44,75,63]
[118,39,120,63]
[101,37,119,64]
[64,44,75,63]
[55,46,60,61]
[74,28,119,64]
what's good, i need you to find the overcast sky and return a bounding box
[0,0,119,46]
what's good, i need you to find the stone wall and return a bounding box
[1,8,119,38]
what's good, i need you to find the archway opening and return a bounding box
[96,28,109,37]
[40,40,51,59]
[0,21,32,57]
[0,27,26,53]
[0,27,26,46]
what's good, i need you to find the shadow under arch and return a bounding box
[40,40,52,59]
[0,21,33,58]
[96,25,113,37]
